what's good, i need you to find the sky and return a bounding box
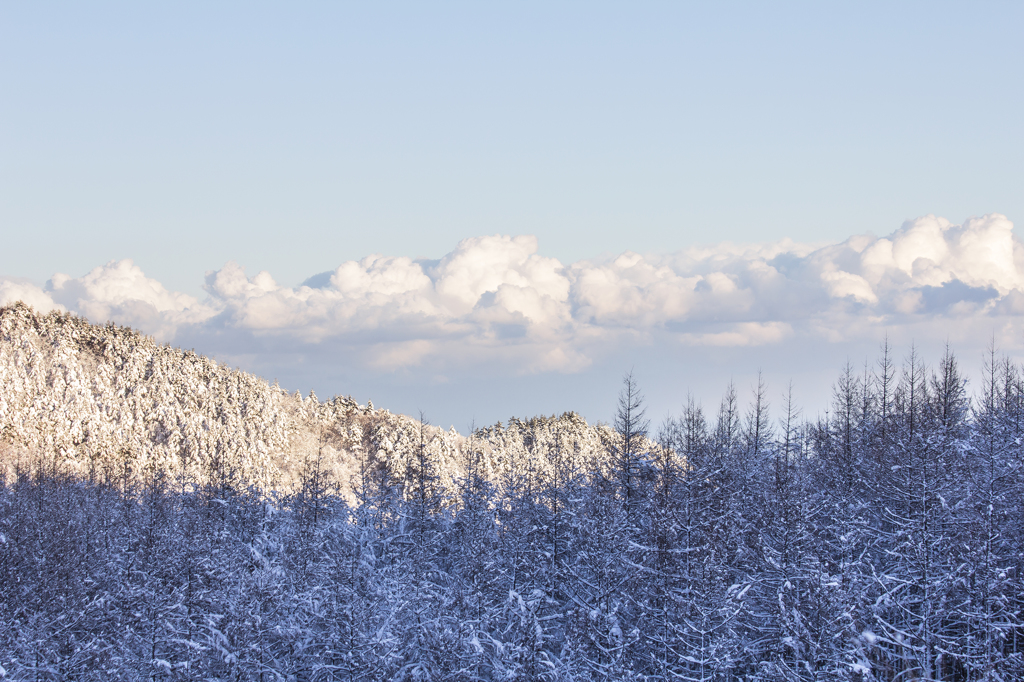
[2,2,1024,429]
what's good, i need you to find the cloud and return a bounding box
[0,277,63,313]
[46,260,216,339]
[3,215,1023,377]
[678,322,794,348]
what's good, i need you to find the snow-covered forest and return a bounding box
[1,302,1023,680]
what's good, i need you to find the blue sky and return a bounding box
[3,2,1023,427]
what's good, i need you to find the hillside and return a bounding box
[0,303,621,499]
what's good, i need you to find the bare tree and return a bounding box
[613,371,649,518]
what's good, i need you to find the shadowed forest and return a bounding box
[1,304,1023,680]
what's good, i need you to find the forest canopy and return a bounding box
[1,302,1022,680]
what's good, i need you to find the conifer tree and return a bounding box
[612,371,649,521]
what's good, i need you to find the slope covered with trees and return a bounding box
[0,304,620,501]
[1,303,1023,680]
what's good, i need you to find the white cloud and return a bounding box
[3,214,1022,377]
[569,252,703,327]
[0,278,63,313]
[330,255,432,300]
[678,322,794,348]
[46,260,216,339]
[433,235,568,314]
[820,268,878,304]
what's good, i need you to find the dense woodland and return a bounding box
[1,303,1023,680]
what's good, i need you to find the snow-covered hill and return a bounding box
[0,303,620,498]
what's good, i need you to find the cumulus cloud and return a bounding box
[47,260,216,339]
[3,215,1023,376]
[0,277,63,313]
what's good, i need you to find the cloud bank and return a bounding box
[4,214,1023,378]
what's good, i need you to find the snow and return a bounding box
[1,304,1022,679]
